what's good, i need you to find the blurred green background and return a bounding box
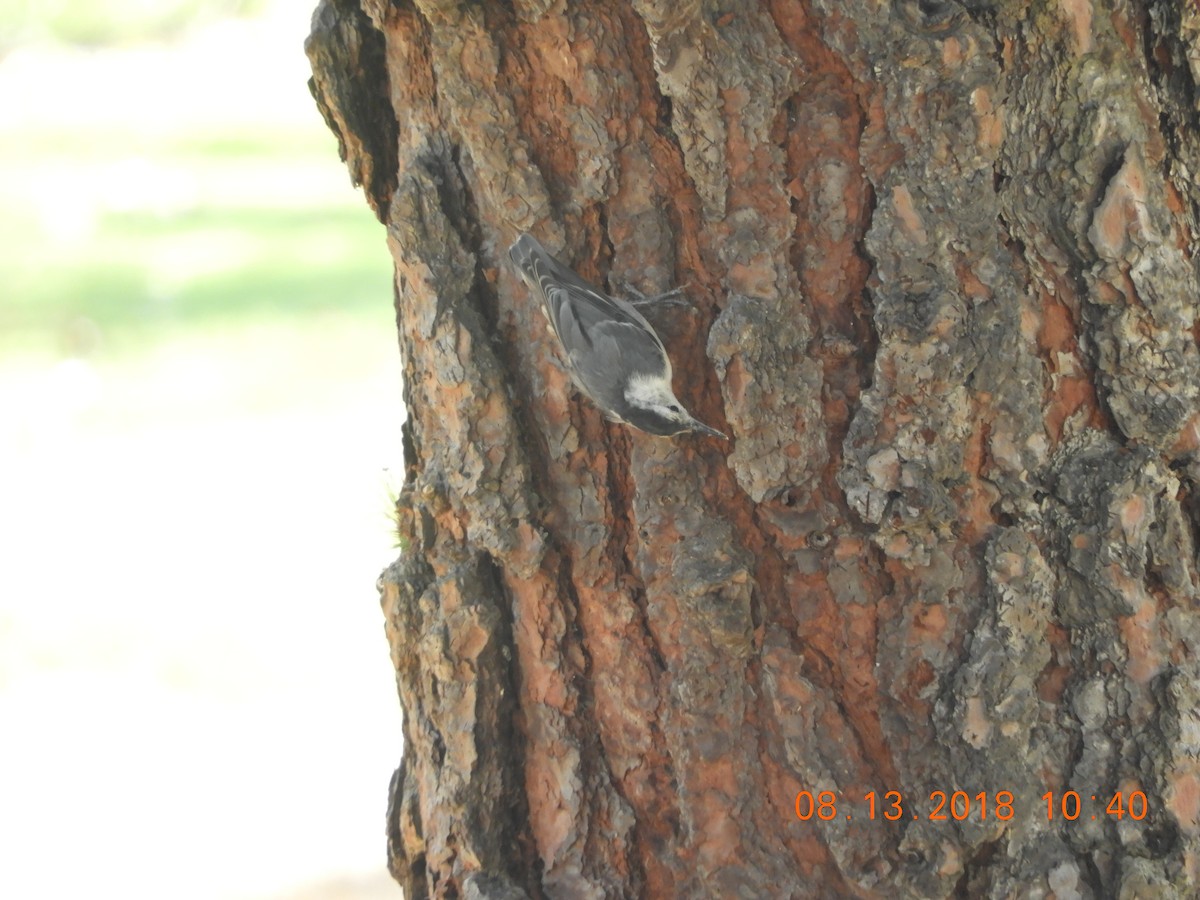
[0,2,404,898]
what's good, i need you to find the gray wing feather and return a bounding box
[512,235,669,405]
[566,319,666,412]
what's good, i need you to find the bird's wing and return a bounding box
[513,236,666,356]
[511,235,672,405]
[542,278,664,357]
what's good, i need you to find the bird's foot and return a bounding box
[621,283,693,309]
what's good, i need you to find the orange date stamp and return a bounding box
[794,789,1149,823]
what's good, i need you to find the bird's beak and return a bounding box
[689,419,729,440]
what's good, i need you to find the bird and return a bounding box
[509,233,726,439]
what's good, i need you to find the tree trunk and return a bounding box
[306,1,1200,897]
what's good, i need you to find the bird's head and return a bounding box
[623,374,728,439]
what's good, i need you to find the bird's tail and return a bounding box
[508,233,552,287]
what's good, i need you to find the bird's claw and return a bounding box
[622,282,693,309]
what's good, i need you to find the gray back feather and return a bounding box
[510,235,669,410]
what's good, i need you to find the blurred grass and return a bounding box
[0,0,264,48]
[0,124,386,356]
[0,0,389,358]
[0,197,386,343]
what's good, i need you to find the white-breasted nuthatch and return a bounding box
[509,233,726,439]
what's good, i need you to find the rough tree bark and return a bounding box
[306,1,1200,897]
